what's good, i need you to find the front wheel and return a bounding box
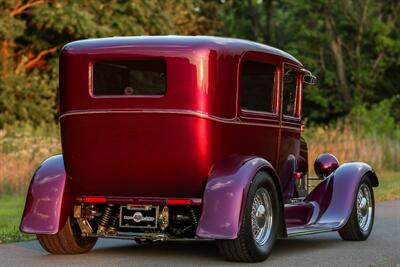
[37,216,97,254]
[339,176,375,241]
[217,171,280,262]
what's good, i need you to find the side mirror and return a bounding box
[303,74,317,85]
[301,68,317,85]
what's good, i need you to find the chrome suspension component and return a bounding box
[73,204,95,236]
[158,206,169,231]
[97,204,114,235]
[105,214,119,236]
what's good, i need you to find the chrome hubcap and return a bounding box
[356,184,373,232]
[251,188,273,246]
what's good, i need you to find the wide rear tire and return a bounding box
[339,176,375,241]
[216,171,280,262]
[37,217,97,254]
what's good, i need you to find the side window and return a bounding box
[240,61,275,113]
[283,68,299,117]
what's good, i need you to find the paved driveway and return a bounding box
[1,201,399,267]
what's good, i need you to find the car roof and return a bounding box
[63,35,302,66]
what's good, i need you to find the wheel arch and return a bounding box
[306,162,379,230]
[196,155,286,239]
[20,154,72,235]
[364,170,379,187]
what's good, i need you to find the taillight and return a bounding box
[83,197,107,203]
[166,199,192,205]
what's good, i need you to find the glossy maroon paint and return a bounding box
[59,36,303,199]
[284,202,316,227]
[314,153,340,178]
[20,155,72,234]
[20,36,379,238]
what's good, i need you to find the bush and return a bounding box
[304,96,400,172]
[0,70,58,128]
[0,123,60,195]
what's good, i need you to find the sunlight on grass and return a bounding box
[0,195,35,243]
[374,172,400,201]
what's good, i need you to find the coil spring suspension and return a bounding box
[109,214,119,228]
[189,208,198,226]
[105,214,119,236]
[97,204,114,235]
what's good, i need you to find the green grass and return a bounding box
[374,172,400,201]
[0,172,398,244]
[0,195,35,243]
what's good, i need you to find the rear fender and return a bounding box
[306,162,378,228]
[20,154,72,234]
[196,155,284,239]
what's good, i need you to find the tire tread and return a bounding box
[338,176,374,241]
[37,217,97,254]
[217,171,280,262]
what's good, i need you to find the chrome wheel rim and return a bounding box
[356,184,373,232]
[251,188,273,246]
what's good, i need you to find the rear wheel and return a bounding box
[217,171,280,262]
[37,216,97,254]
[339,176,375,241]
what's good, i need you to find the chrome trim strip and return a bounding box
[60,109,301,132]
[287,227,335,237]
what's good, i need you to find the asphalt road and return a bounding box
[1,201,399,267]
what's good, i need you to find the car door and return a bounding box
[277,63,303,202]
[237,52,281,169]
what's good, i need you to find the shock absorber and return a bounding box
[97,204,114,235]
[105,214,119,236]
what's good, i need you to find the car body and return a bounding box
[20,36,379,262]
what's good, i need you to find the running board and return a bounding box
[287,225,336,237]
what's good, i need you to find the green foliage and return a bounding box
[0,0,399,126]
[349,96,400,140]
[0,195,35,243]
[303,97,400,171]
[0,0,223,127]
[0,70,57,127]
[222,0,400,123]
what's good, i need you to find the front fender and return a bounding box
[196,155,283,239]
[20,154,72,234]
[306,162,378,228]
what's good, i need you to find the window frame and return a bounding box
[89,57,167,99]
[282,62,302,120]
[238,52,280,120]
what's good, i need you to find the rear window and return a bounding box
[92,60,166,96]
[239,61,275,113]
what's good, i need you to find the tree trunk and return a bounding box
[263,0,274,44]
[247,0,261,41]
[325,15,351,104]
[1,40,10,74]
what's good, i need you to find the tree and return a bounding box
[222,0,400,122]
[0,0,224,127]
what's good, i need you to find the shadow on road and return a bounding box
[7,202,398,266]
[15,233,344,263]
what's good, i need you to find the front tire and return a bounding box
[37,217,97,254]
[339,176,375,241]
[217,171,280,262]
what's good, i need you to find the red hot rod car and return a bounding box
[20,36,378,262]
